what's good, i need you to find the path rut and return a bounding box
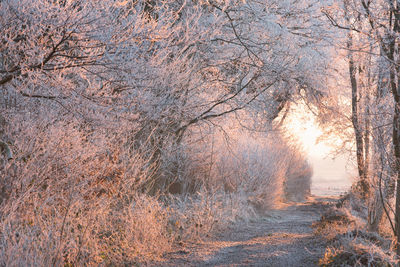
[152,196,338,267]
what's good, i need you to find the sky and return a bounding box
[284,102,355,195]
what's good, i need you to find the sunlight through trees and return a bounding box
[1,0,400,265]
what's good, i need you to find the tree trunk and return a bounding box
[347,35,369,197]
[363,61,371,183]
[344,1,369,197]
[390,3,400,255]
[393,104,400,255]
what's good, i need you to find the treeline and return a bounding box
[0,0,326,265]
[319,0,400,257]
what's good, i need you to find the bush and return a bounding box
[316,189,398,267]
[0,112,312,264]
[284,146,312,202]
[201,128,312,209]
[319,233,397,267]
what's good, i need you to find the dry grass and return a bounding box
[315,190,398,267]
[319,234,397,267]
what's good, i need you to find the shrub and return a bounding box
[200,128,312,209]
[0,113,312,265]
[316,189,398,267]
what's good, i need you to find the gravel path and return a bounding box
[152,196,338,267]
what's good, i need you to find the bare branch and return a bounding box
[0,141,13,160]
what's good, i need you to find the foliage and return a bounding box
[0,0,324,264]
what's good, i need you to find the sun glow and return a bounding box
[287,114,331,156]
[283,101,354,195]
[284,102,332,155]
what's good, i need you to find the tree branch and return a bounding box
[20,92,64,100]
[0,141,13,160]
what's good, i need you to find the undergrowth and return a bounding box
[0,116,311,265]
[314,188,398,267]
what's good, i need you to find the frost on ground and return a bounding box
[315,191,399,267]
[152,196,337,267]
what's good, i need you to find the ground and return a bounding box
[150,196,338,267]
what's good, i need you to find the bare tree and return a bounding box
[322,0,400,254]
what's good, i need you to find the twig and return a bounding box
[0,140,13,160]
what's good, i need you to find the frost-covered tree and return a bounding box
[0,0,332,264]
[0,0,330,191]
[322,0,400,254]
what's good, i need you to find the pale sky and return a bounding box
[283,102,355,195]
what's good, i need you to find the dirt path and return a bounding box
[153,196,338,267]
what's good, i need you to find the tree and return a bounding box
[323,0,400,254]
[0,0,331,193]
[0,0,337,264]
